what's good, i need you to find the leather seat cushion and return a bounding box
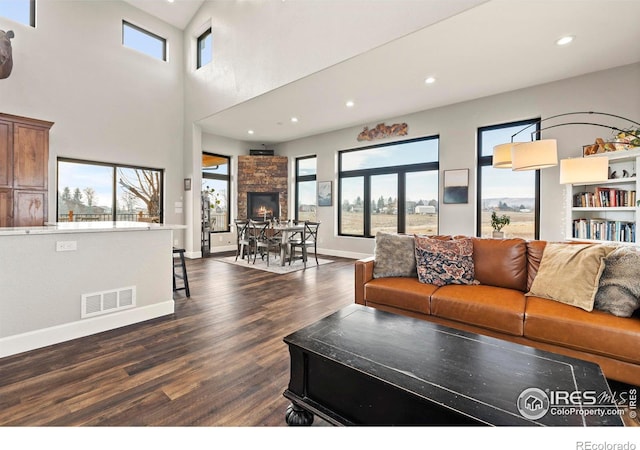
[431,285,526,336]
[364,277,436,315]
[525,296,640,364]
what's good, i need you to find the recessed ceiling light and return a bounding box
[556,35,574,46]
[346,100,355,108]
[425,76,436,84]
[167,0,175,3]
[248,130,254,135]
[291,117,299,123]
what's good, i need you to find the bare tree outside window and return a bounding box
[83,187,96,212]
[117,168,161,220]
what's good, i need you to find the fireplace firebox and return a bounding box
[247,192,279,221]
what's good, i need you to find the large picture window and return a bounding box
[202,153,230,232]
[295,156,317,222]
[339,136,439,237]
[477,119,540,239]
[57,158,164,222]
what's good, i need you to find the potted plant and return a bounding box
[491,211,510,238]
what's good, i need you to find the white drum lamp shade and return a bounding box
[559,156,609,184]
[511,139,558,171]
[492,143,513,168]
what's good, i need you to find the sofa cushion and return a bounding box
[524,296,640,364]
[373,232,417,278]
[414,236,475,287]
[472,238,527,291]
[430,285,526,336]
[595,246,640,317]
[364,277,436,315]
[526,243,614,311]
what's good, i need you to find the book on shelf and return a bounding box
[572,218,636,242]
[572,188,636,208]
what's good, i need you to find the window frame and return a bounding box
[0,0,35,27]
[202,152,231,233]
[196,27,212,69]
[122,20,167,61]
[295,155,317,222]
[338,135,440,238]
[56,157,164,223]
[476,119,541,239]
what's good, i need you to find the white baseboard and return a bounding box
[317,247,372,260]
[0,300,175,358]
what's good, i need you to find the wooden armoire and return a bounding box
[0,113,54,227]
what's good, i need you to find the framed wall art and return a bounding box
[443,169,469,204]
[317,181,332,207]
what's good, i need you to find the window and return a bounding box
[57,159,164,222]
[0,0,35,27]
[477,119,540,240]
[202,153,230,232]
[295,156,317,222]
[197,28,212,69]
[339,136,439,237]
[122,21,166,61]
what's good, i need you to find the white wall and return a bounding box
[0,228,174,356]
[0,1,185,242]
[275,63,640,258]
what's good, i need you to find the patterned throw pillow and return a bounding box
[594,246,640,317]
[373,232,417,278]
[414,235,475,286]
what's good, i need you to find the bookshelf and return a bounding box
[566,148,640,244]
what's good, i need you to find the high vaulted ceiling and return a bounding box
[126,1,640,145]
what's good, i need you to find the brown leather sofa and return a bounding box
[355,237,640,385]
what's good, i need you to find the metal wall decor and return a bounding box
[357,122,408,141]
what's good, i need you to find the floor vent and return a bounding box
[81,286,136,318]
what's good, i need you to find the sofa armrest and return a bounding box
[355,256,375,305]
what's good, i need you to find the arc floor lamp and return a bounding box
[492,111,640,184]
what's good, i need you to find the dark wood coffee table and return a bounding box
[283,304,623,426]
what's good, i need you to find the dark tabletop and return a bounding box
[284,304,623,426]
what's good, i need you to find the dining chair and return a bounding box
[289,221,320,268]
[234,219,252,262]
[252,219,281,266]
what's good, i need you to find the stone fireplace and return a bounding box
[237,155,289,220]
[247,192,279,221]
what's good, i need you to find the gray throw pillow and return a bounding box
[373,232,416,278]
[594,246,640,317]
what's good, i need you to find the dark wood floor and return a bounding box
[0,253,355,426]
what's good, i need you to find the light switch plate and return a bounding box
[56,241,77,252]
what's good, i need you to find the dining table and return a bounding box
[272,222,306,266]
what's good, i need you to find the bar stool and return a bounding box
[173,248,190,297]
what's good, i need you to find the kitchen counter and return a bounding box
[0,221,186,236]
[0,222,185,358]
